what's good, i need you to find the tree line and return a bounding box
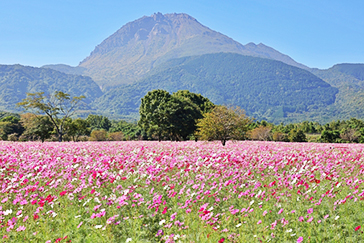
[1,90,364,145]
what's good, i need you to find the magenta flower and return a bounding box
[307,208,313,214]
[297,236,303,242]
[162,207,168,214]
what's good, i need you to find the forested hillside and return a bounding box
[0,65,103,112]
[311,64,364,120]
[94,53,338,122]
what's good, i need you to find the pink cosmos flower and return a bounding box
[278,208,284,214]
[23,215,29,222]
[162,207,168,214]
[16,226,26,232]
[297,236,303,243]
[93,204,102,211]
[257,220,262,224]
[307,208,313,214]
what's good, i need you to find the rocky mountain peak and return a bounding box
[78,12,308,87]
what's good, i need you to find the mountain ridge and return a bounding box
[77,12,308,88]
[92,53,337,123]
[0,64,102,112]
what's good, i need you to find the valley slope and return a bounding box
[93,53,338,123]
[0,65,102,113]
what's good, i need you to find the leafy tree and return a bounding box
[138,90,211,141]
[109,120,141,140]
[249,125,272,141]
[89,130,107,141]
[288,129,307,142]
[17,91,85,142]
[108,131,124,141]
[163,95,201,141]
[340,128,360,143]
[65,118,90,142]
[272,131,289,142]
[86,115,112,131]
[20,114,53,142]
[320,130,340,143]
[139,90,171,141]
[196,106,251,146]
[0,116,24,140]
[172,90,215,113]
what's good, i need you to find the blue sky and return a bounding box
[1,0,363,69]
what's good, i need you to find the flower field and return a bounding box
[1,141,364,242]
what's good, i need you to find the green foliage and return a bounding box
[172,90,215,114]
[288,129,307,142]
[89,129,107,141]
[329,63,364,81]
[312,64,364,122]
[0,116,24,140]
[196,106,251,146]
[86,114,112,132]
[17,91,86,142]
[320,130,341,143]
[108,131,124,141]
[0,64,102,112]
[65,118,90,142]
[138,90,212,141]
[21,114,54,142]
[95,53,338,123]
[138,90,171,140]
[0,111,19,120]
[109,120,141,140]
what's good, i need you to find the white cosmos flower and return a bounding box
[236,223,242,228]
[3,209,12,215]
[94,225,103,229]
[126,238,132,243]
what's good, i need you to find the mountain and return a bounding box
[93,53,338,123]
[41,64,87,76]
[5,13,364,123]
[77,12,308,88]
[311,64,364,120]
[0,64,103,112]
